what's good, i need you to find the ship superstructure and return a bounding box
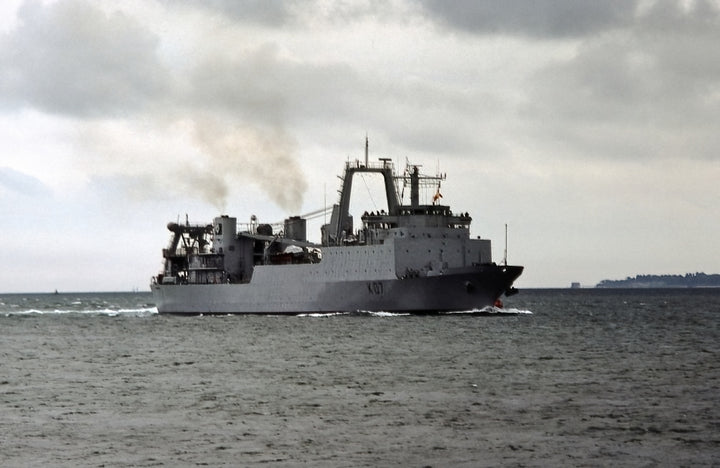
[151,153,522,314]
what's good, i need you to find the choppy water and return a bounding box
[1,289,718,467]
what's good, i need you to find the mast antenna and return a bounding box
[503,223,508,266]
[365,134,369,167]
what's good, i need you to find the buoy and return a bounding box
[494,299,504,308]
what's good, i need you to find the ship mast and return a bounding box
[323,139,401,246]
[365,134,369,167]
[503,223,508,266]
[397,163,445,206]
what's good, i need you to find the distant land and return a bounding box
[596,273,720,288]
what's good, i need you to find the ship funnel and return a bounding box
[285,216,307,241]
[213,215,236,253]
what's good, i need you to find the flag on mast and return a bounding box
[432,183,443,204]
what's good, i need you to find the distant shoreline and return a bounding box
[596,273,720,289]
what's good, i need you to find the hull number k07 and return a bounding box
[367,281,384,295]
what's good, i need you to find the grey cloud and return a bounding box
[158,0,719,165]
[0,0,509,163]
[419,0,636,38]
[163,0,299,26]
[186,42,505,158]
[0,166,50,196]
[0,0,170,117]
[187,43,293,125]
[163,0,403,27]
[524,0,720,161]
[636,0,720,99]
[0,1,309,212]
[187,43,378,128]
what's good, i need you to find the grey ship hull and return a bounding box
[152,264,523,315]
[152,156,524,314]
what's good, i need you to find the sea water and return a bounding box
[1,289,718,466]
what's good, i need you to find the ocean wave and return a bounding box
[299,308,532,317]
[450,306,534,315]
[3,307,158,317]
[367,310,411,317]
[297,312,350,317]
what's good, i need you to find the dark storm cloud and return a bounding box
[0,0,170,117]
[418,0,636,38]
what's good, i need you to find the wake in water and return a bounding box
[1,306,158,317]
[0,292,157,317]
[1,292,531,317]
[447,305,533,315]
[299,307,533,317]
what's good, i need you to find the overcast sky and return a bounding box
[1,0,718,292]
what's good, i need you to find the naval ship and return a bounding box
[151,150,523,314]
